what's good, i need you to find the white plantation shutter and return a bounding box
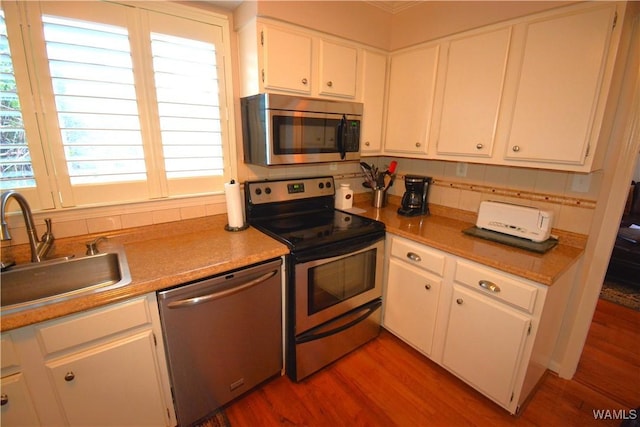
[42,15,147,185]
[0,1,235,208]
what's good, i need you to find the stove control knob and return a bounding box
[265,187,272,194]
[255,188,262,195]
[319,182,324,189]
[326,181,332,188]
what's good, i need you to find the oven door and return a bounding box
[293,235,384,334]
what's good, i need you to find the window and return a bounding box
[0,1,235,208]
[0,10,35,190]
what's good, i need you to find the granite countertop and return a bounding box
[1,214,289,332]
[352,198,585,286]
[1,199,585,332]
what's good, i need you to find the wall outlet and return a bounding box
[456,162,468,177]
[571,174,591,193]
[329,162,337,171]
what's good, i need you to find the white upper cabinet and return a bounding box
[384,44,440,157]
[238,20,362,100]
[360,50,387,155]
[260,25,313,94]
[500,3,619,169]
[433,27,511,158]
[318,39,358,98]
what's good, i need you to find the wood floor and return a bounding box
[225,298,640,426]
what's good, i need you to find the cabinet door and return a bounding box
[1,373,41,427]
[360,50,387,154]
[262,26,312,94]
[45,331,170,426]
[384,258,441,356]
[442,285,530,408]
[384,45,439,156]
[319,39,357,98]
[436,27,511,157]
[503,5,615,165]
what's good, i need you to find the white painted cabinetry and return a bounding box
[433,26,511,158]
[384,237,445,356]
[0,294,176,426]
[360,50,387,155]
[383,234,577,414]
[500,3,619,169]
[1,336,40,426]
[384,44,439,157]
[238,20,360,99]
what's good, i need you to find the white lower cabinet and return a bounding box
[0,294,176,426]
[385,258,442,356]
[383,233,577,414]
[1,373,41,426]
[442,285,531,408]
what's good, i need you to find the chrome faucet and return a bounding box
[1,190,55,262]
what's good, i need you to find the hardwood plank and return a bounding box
[225,299,639,426]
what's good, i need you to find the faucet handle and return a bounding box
[40,218,53,240]
[86,236,107,255]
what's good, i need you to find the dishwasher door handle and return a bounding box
[167,269,279,308]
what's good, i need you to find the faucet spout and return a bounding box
[1,190,55,262]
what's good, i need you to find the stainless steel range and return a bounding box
[245,176,385,381]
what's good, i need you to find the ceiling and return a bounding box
[200,1,420,14]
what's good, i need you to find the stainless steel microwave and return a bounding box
[241,93,363,166]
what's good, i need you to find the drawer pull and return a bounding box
[424,283,431,290]
[406,252,422,262]
[1,394,8,406]
[64,371,75,382]
[479,280,501,293]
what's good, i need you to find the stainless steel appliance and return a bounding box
[241,93,363,166]
[398,175,432,216]
[157,259,282,426]
[245,176,385,381]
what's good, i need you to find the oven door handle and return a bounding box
[294,234,383,263]
[296,299,381,344]
[166,269,279,308]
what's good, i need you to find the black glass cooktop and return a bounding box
[251,209,385,251]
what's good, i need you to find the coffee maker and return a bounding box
[398,175,432,217]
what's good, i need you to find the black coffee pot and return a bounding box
[397,175,432,217]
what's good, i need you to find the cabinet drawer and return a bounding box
[390,236,446,276]
[36,297,152,355]
[454,261,538,313]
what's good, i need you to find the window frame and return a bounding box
[1,0,238,211]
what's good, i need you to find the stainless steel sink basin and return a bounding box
[1,245,131,314]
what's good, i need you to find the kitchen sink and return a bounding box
[1,245,132,315]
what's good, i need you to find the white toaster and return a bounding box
[476,201,554,242]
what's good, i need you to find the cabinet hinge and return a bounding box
[153,333,157,346]
[585,144,591,158]
[167,408,171,420]
[613,11,618,30]
[261,69,265,83]
[260,30,264,46]
[510,391,515,402]
[527,322,532,336]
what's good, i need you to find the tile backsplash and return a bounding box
[1,157,598,251]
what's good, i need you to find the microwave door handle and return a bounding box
[337,114,346,160]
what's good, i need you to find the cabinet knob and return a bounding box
[364,141,370,147]
[301,78,308,85]
[406,252,422,262]
[0,394,8,406]
[476,143,483,150]
[456,298,464,305]
[327,81,333,87]
[424,283,431,290]
[512,145,520,152]
[64,371,75,382]
[415,142,421,148]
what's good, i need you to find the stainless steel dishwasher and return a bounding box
[157,258,283,426]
